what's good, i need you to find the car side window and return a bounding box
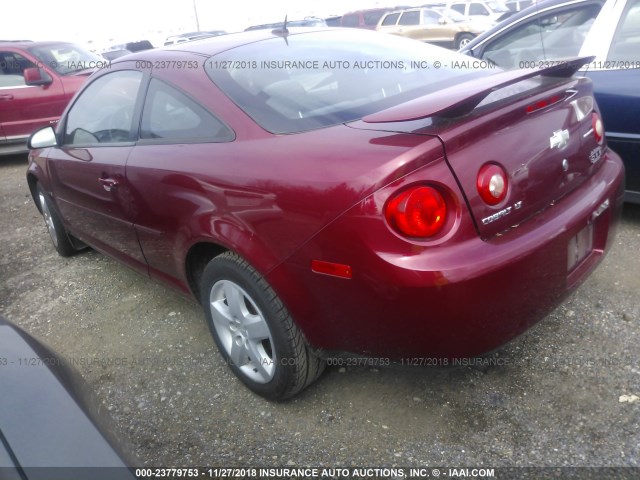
[0,51,36,88]
[470,3,489,15]
[65,70,143,145]
[399,11,421,26]
[140,78,234,142]
[480,4,602,68]
[364,11,386,26]
[607,0,640,62]
[381,13,401,26]
[423,11,441,25]
[450,4,466,15]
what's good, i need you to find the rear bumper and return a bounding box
[269,149,625,358]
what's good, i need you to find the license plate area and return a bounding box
[567,223,593,272]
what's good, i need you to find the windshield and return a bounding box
[205,30,487,134]
[28,43,105,75]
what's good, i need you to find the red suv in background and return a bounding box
[0,41,104,155]
[340,8,394,29]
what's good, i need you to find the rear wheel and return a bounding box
[456,33,475,49]
[37,185,76,257]
[201,252,324,400]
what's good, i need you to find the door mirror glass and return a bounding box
[28,126,58,149]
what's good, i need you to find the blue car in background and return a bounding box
[461,0,640,203]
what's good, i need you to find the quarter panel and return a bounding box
[125,127,444,292]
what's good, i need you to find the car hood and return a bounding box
[0,315,137,473]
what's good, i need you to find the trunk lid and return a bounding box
[355,58,604,239]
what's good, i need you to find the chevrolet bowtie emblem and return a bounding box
[550,129,570,149]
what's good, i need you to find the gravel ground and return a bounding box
[1,153,639,470]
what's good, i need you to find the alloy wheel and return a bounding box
[209,279,275,383]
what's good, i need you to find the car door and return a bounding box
[416,10,453,44]
[125,77,235,289]
[378,12,401,32]
[584,0,640,200]
[0,49,65,142]
[46,69,148,269]
[394,10,425,40]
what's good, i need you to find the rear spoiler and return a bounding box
[362,56,595,123]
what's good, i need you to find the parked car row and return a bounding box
[245,17,327,31]
[376,6,495,48]
[163,30,227,46]
[337,0,513,29]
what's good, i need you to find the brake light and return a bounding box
[525,94,564,114]
[477,163,508,205]
[385,186,447,238]
[592,112,604,145]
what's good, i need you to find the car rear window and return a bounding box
[205,30,485,134]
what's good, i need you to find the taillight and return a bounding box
[592,112,604,145]
[477,163,508,205]
[385,185,447,238]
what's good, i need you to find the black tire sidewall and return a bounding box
[36,185,76,257]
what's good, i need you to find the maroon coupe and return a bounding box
[26,28,624,399]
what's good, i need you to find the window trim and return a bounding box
[381,12,401,26]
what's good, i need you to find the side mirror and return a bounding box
[28,126,58,150]
[438,17,448,25]
[24,67,53,86]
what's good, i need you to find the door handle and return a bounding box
[99,177,118,192]
[0,94,14,101]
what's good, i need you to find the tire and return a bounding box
[201,252,325,400]
[36,185,76,257]
[456,33,475,49]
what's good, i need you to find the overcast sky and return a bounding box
[5,0,422,50]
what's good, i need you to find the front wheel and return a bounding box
[201,252,325,400]
[37,185,76,257]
